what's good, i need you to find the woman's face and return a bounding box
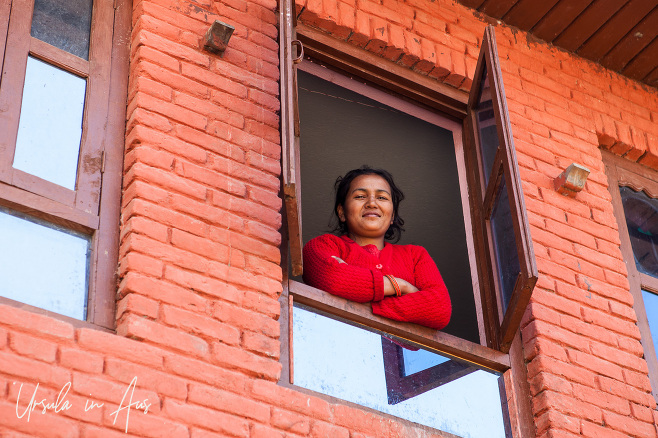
[337,174,394,242]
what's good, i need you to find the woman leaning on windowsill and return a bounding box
[302,166,452,330]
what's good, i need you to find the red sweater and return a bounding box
[302,234,452,330]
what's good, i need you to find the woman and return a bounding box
[302,166,452,330]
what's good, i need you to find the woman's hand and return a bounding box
[384,276,419,296]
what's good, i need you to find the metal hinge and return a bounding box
[101,150,106,173]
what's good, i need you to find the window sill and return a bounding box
[288,280,510,372]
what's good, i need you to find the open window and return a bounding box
[0,0,129,328]
[279,2,536,434]
[605,152,658,400]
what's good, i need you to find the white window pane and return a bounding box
[293,305,507,438]
[0,207,89,320]
[13,56,86,190]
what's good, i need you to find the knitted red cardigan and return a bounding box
[302,234,452,330]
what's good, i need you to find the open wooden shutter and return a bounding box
[279,0,303,276]
[467,26,538,352]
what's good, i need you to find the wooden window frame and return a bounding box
[279,2,536,434]
[0,0,130,329]
[604,151,658,400]
[465,26,538,352]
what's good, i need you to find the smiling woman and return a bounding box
[302,166,452,330]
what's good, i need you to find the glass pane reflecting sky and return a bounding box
[0,207,89,320]
[13,56,86,190]
[293,305,507,438]
[642,290,658,358]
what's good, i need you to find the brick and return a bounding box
[128,125,207,163]
[58,347,104,374]
[164,355,248,394]
[242,330,279,358]
[211,341,281,380]
[161,304,240,345]
[164,399,250,437]
[0,305,74,340]
[603,409,657,438]
[174,92,244,129]
[170,228,230,264]
[121,233,211,273]
[623,369,654,393]
[529,371,573,397]
[100,403,187,438]
[9,332,57,363]
[119,239,165,276]
[188,383,270,422]
[310,421,350,438]
[250,424,284,438]
[532,390,602,424]
[249,379,332,419]
[0,399,80,438]
[525,354,596,388]
[127,162,207,201]
[117,316,209,358]
[270,408,311,435]
[164,265,241,303]
[129,75,173,102]
[120,215,169,243]
[119,272,208,313]
[580,306,642,340]
[104,357,187,400]
[0,351,71,386]
[77,327,165,367]
[596,375,654,407]
[581,419,630,438]
[212,300,279,337]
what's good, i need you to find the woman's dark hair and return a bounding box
[332,165,405,243]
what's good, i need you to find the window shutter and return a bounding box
[279,0,303,276]
[467,25,538,352]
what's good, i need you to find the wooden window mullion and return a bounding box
[279,0,303,276]
[0,0,32,182]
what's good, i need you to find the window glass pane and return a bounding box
[475,63,498,187]
[620,187,658,277]
[0,206,89,320]
[13,56,86,190]
[402,345,450,375]
[491,179,520,311]
[642,289,658,358]
[293,305,507,438]
[31,0,93,60]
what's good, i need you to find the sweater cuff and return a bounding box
[372,270,385,302]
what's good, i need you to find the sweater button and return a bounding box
[376,264,383,269]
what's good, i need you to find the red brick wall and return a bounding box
[1,0,658,437]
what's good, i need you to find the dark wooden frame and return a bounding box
[0,0,130,329]
[380,336,478,405]
[466,26,538,352]
[279,13,536,437]
[604,151,658,400]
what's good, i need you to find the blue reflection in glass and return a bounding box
[0,207,89,320]
[13,56,86,190]
[475,63,498,187]
[402,345,449,376]
[293,305,507,438]
[491,179,521,311]
[642,290,658,358]
[620,187,658,277]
